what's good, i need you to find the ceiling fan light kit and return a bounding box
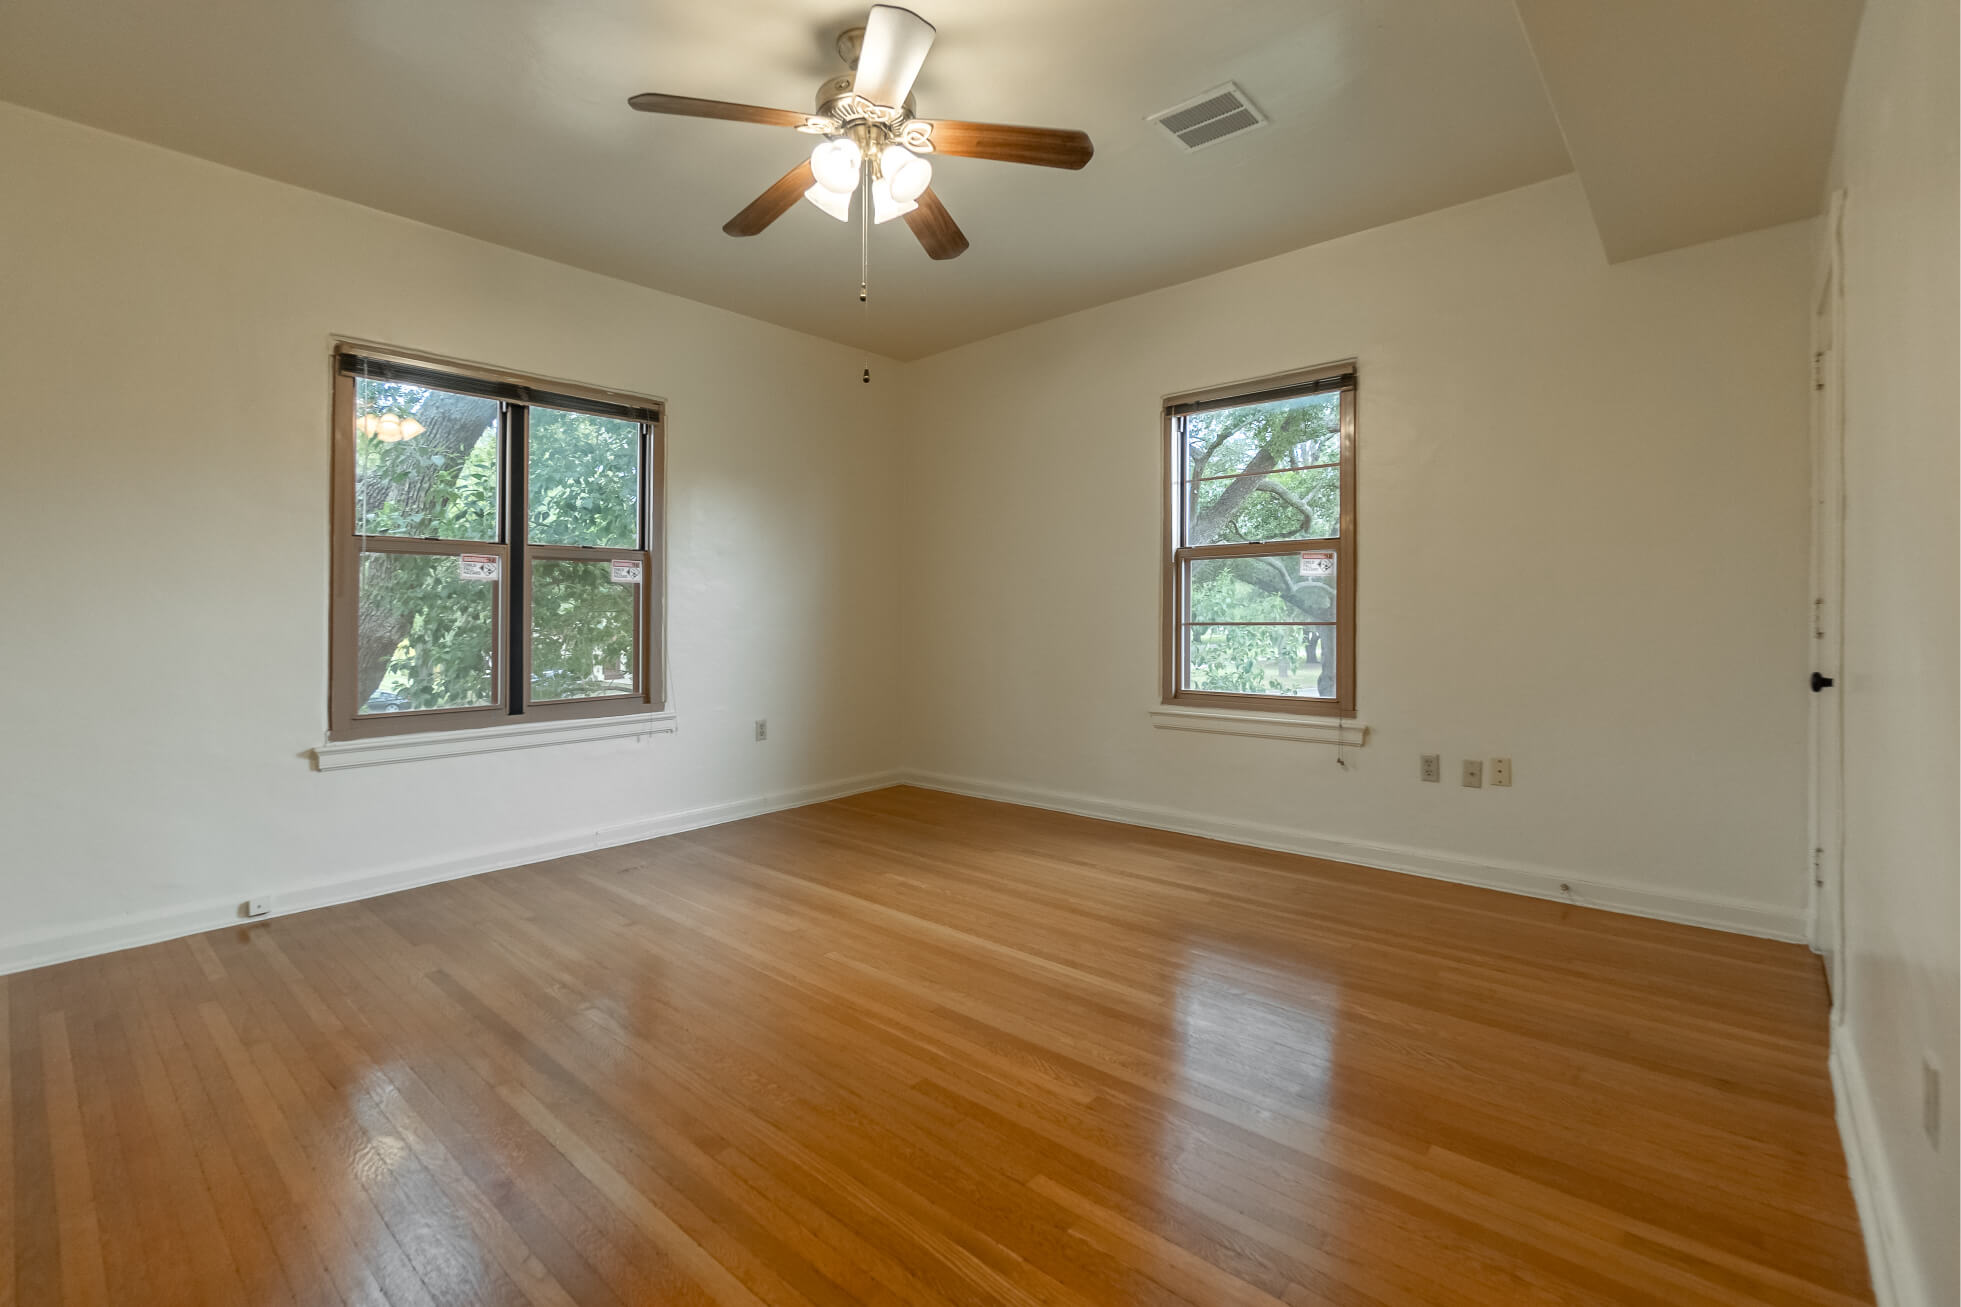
[809,136,865,196]
[628,4,1093,295]
[869,174,916,225]
[802,181,853,223]
[881,144,932,202]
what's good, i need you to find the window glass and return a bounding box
[531,558,638,701]
[1185,624,1335,698]
[528,407,641,548]
[353,380,499,540]
[1182,392,1340,493]
[1188,552,1338,624]
[355,551,498,713]
[1189,464,1339,543]
[1183,553,1338,698]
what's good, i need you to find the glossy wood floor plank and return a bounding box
[7,786,1868,1305]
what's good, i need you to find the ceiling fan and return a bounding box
[628,4,1093,274]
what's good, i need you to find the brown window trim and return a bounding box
[329,342,666,741]
[1161,361,1357,719]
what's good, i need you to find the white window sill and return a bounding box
[1149,706,1368,746]
[313,711,676,771]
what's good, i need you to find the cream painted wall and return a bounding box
[0,102,901,968]
[1824,0,1961,1300]
[898,175,1819,936]
[0,104,1836,958]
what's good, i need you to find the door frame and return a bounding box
[1807,188,1848,1012]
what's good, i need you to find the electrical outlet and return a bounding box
[1925,1055,1942,1148]
[754,718,768,742]
[1461,759,1483,788]
[1491,757,1512,787]
[243,898,271,919]
[1420,754,1441,783]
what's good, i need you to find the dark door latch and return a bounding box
[1811,672,1835,692]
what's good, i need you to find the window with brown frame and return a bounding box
[329,346,664,740]
[1163,361,1356,716]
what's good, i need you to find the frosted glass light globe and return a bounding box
[803,182,853,222]
[871,175,917,225]
[810,137,864,194]
[880,144,932,203]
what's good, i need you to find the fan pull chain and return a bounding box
[859,165,871,303]
[860,163,872,382]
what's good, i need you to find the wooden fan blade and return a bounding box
[629,92,811,129]
[903,187,969,260]
[724,160,818,237]
[918,120,1093,169]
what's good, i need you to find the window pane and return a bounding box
[1185,624,1336,699]
[531,558,638,700]
[528,407,641,548]
[356,552,498,714]
[1189,463,1338,544]
[1188,551,1338,625]
[354,380,500,540]
[1182,389,1340,487]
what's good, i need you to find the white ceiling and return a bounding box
[0,1,1861,358]
[0,0,1573,358]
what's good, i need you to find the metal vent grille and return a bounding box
[1148,83,1267,152]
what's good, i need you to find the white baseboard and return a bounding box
[0,770,904,977]
[1831,1026,1936,1307]
[901,769,1809,942]
[1,765,1808,971]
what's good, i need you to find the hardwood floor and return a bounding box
[4,785,1869,1306]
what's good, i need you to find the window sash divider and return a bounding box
[505,401,530,717]
[353,537,510,558]
[524,542,647,562]
[1177,538,1339,561]
[1185,460,1340,485]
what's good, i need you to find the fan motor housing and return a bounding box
[814,75,917,129]
[815,75,856,114]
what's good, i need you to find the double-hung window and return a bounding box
[1164,361,1356,716]
[329,346,663,739]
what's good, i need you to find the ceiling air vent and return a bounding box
[1148,83,1267,152]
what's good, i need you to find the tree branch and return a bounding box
[1254,477,1316,533]
[1190,447,1279,544]
[1188,425,1236,482]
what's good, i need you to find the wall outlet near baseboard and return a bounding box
[1420,754,1441,783]
[243,898,271,919]
[754,719,768,742]
[1490,757,1512,787]
[1461,759,1483,788]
